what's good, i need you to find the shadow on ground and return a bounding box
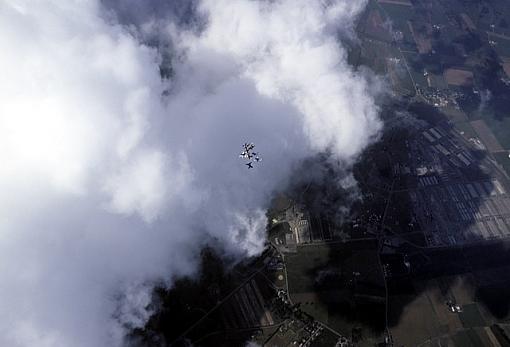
[128,100,510,347]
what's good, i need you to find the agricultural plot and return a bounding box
[402,52,429,86]
[480,115,510,150]
[285,243,384,335]
[387,58,415,96]
[409,21,432,54]
[488,32,510,58]
[459,1,505,32]
[389,292,445,347]
[459,304,487,328]
[361,9,393,42]
[451,329,486,347]
[286,244,331,294]
[358,39,393,74]
[460,13,476,31]
[503,61,510,78]
[470,119,504,152]
[443,107,469,123]
[444,68,474,86]
[378,0,412,6]
[378,2,414,23]
[377,2,416,47]
[454,121,477,138]
[427,73,449,90]
[493,151,510,177]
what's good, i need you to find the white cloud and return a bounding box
[104,151,189,222]
[179,0,380,159]
[0,0,380,346]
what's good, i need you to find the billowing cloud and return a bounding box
[0,0,380,346]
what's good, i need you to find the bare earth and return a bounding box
[444,68,474,86]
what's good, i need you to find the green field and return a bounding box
[454,121,477,138]
[429,73,449,89]
[481,115,510,150]
[443,107,469,123]
[377,2,416,45]
[389,292,445,346]
[358,39,394,74]
[286,244,331,294]
[452,329,485,347]
[403,52,428,86]
[493,151,510,176]
[285,242,385,335]
[459,304,487,328]
[378,3,414,23]
[468,107,510,150]
[488,33,510,58]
